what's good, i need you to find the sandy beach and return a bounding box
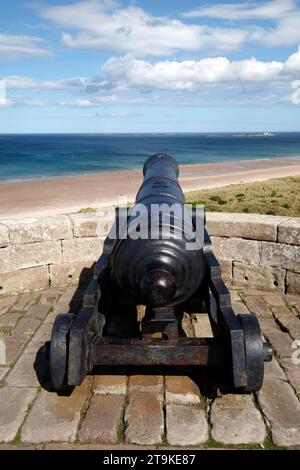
[0,156,299,219]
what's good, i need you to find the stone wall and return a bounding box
[0,211,299,296]
[207,213,300,295]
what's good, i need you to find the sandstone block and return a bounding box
[69,213,113,238]
[0,224,9,248]
[0,241,62,273]
[206,212,286,241]
[2,215,73,244]
[211,237,260,265]
[220,260,232,283]
[62,238,103,263]
[286,271,300,296]
[233,262,285,292]
[49,261,94,288]
[261,241,300,272]
[278,218,300,246]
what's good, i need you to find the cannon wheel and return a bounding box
[237,314,264,393]
[50,313,74,391]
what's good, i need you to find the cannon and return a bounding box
[50,153,272,393]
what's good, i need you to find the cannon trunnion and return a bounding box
[50,153,272,393]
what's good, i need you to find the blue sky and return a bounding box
[1,0,300,132]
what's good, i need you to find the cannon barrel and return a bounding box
[110,153,206,308]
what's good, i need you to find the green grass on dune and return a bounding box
[78,176,300,217]
[185,176,300,217]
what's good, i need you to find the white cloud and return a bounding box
[3,46,300,107]
[257,13,300,46]
[183,1,300,48]
[0,96,46,108]
[59,95,118,107]
[285,46,300,71]
[0,34,52,60]
[183,0,296,20]
[102,47,300,91]
[39,0,251,54]
[5,76,111,93]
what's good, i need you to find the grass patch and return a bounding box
[185,176,300,216]
[117,421,125,443]
[0,327,13,335]
[77,207,97,213]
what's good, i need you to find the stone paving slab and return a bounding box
[166,405,208,446]
[21,379,90,443]
[14,316,41,337]
[0,287,299,448]
[165,376,201,405]
[0,313,21,329]
[0,387,37,442]
[93,375,127,395]
[3,333,29,366]
[210,394,266,445]
[264,359,287,381]
[12,292,40,312]
[0,367,9,381]
[128,375,164,398]
[0,295,18,315]
[5,352,46,387]
[279,358,300,395]
[257,378,300,447]
[125,393,164,445]
[80,395,124,443]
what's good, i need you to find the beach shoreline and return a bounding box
[0,156,299,219]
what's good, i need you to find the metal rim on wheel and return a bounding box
[50,313,74,391]
[238,314,264,393]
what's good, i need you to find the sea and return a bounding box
[0,132,300,182]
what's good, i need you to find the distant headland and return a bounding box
[233,132,276,138]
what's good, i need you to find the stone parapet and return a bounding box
[0,211,299,295]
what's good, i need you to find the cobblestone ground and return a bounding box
[0,287,299,450]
